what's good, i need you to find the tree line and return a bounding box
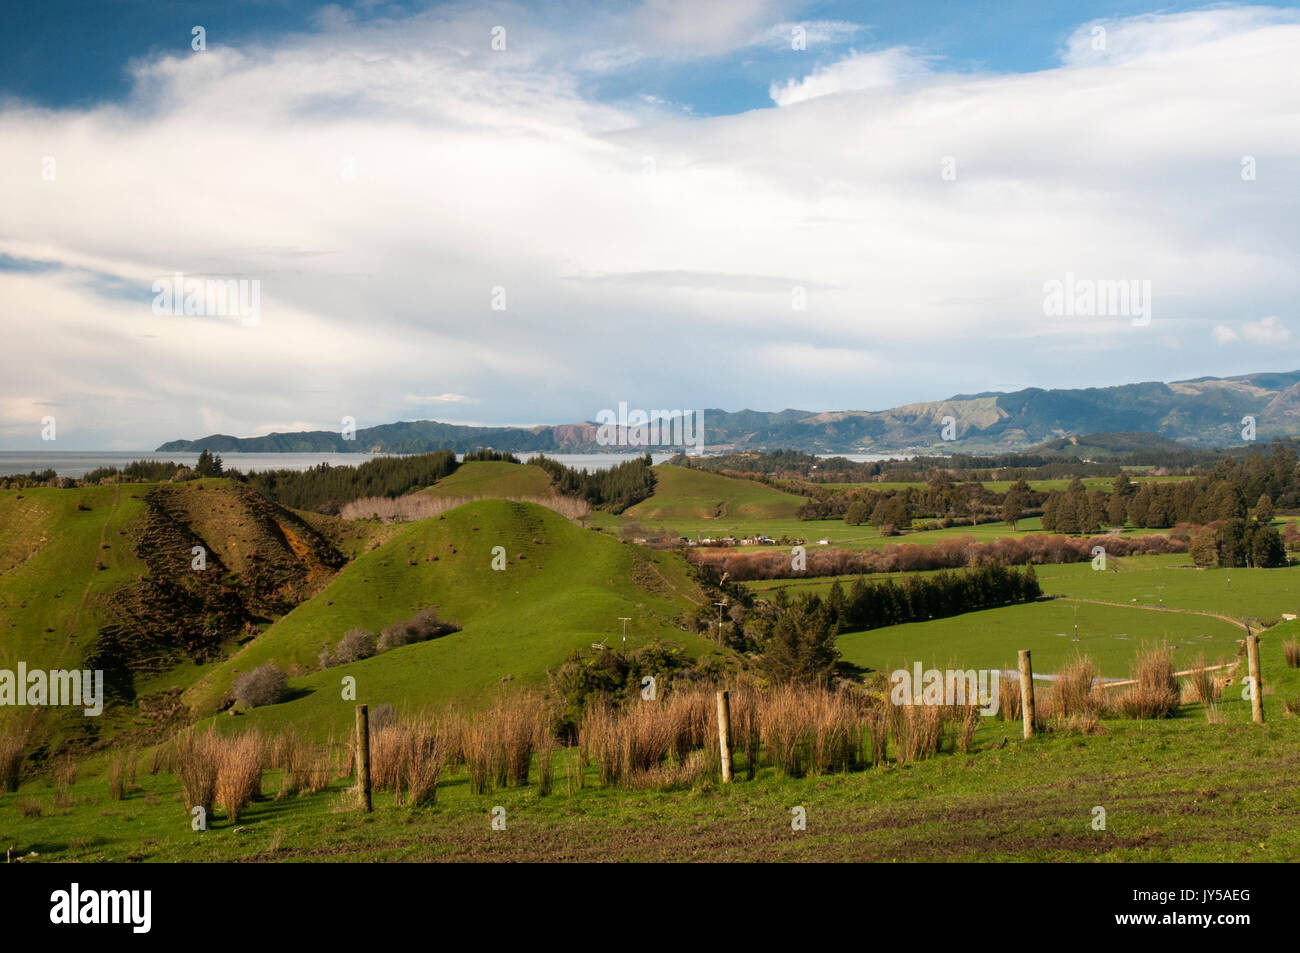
[528,453,657,513]
[750,565,1041,683]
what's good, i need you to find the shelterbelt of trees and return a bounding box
[755,444,1298,526]
[714,565,1042,681]
[689,532,1185,581]
[1,450,658,516]
[670,437,1300,484]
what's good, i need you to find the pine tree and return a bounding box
[1255,494,1275,525]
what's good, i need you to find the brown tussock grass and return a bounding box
[214,730,265,823]
[0,729,26,792]
[172,728,218,818]
[1284,640,1300,669]
[1116,645,1180,719]
[107,749,137,801]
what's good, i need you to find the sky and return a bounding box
[1,0,1298,449]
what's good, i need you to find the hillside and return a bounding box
[183,499,718,736]
[155,369,1300,454]
[418,460,555,499]
[1027,431,1196,458]
[0,480,351,748]
[621,465,804,522]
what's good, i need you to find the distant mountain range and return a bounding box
[157,370,1300,455]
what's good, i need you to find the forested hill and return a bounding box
[156,369,1300,454]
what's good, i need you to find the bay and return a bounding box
[0,450,679,479]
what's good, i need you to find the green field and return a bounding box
[620,465,805,522]
[4,628,1297,862]
[808,555,1300,678]
[836,599,1245,678]
[1034,557,1300,623]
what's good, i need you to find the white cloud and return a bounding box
[757,20,865,50]
[1212,316,1290,345]
[1241,315,1290,344]
[632,0,787,55]
[2,5,1299,448]
[768,46,933,105]
[407,393,476,404]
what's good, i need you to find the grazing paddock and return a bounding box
[3,635,1298,862]
[836,599,1245,678]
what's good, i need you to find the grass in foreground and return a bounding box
[4,701,1297,862]
[5,633,1297,863]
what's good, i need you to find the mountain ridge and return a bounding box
[156,369,1300,455]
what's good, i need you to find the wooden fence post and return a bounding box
[355,704,372,812]
[1246,635,1264,724]
[1018,650,1035,740]
[716,690,733,783]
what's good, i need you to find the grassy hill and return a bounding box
[418,460,554,500]
[0,484,148,689]
[0,480,351,749]
[621,465,804,523]
[183,499,718,737]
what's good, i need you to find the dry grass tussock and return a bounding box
[170,728,267,822]
[1115,646,1181,719]
[0,729,26,792]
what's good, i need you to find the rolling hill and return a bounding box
[622,465,804,522]
[0,480,355,748]
[2,480,721,748]
[418,460,555,500]
[183,499,717,737]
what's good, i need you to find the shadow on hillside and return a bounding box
[836,659,873,680]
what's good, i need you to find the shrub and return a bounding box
[329,628,377,666]
[377,609,445,652]
[232,663,288,708]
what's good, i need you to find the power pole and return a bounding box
[618,617,631,652]
[713,602,727,645]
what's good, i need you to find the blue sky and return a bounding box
[2,1,1299,449]
[2,0,1230,112]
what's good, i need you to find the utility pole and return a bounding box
[618,617,631,652]
[713,602,727,645]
